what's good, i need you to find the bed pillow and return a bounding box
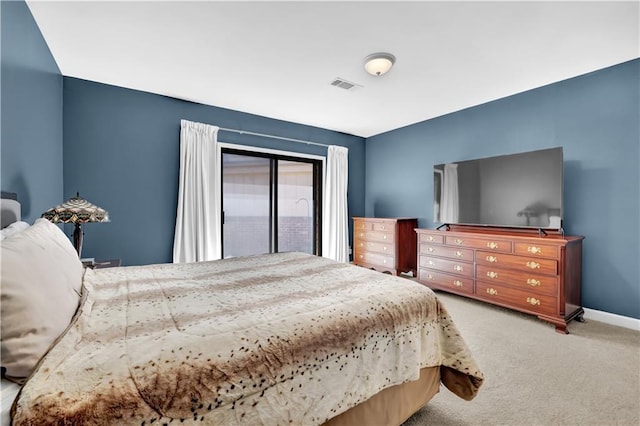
[1,218,84,381]
[0,221,30,241]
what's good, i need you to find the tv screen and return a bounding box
[434,147,563,229]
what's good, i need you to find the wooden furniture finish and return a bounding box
[353,217,417,276]
[416,226,584,333]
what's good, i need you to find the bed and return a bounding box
[1,195,483,425]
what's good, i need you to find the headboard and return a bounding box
[1,192,21,228]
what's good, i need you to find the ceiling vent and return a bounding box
[330,77,361,91]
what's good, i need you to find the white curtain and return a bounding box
[322,145,349,262]
[441,163,459,223]
[173,120,221,263]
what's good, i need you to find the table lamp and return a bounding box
[42,192,109,257]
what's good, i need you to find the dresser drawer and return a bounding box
[354,220,373,231]
[420,244,474,261]
[357,230,395,243]
[476,281,557,316]
[445,235,512,252]
[476,264,558,296]
[372,222,395,232]
[355,251,395,269]
[419,269,474,295]
[419,256,473,278]
[419,233,444,244]
[356,240,394,255]
[514,242,558,258]
[477,251,557,275]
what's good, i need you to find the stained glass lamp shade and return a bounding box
[42,193,109,257]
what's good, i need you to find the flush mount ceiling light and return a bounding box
[364,52,396,76]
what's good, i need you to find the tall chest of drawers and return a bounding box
[353,217,417,276]
[416,227,584,333]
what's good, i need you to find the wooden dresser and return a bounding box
[353,217,417,276]
[415,226,584,333]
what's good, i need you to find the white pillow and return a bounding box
[1,218,84,380]
[0,221,30,241]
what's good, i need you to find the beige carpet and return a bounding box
[403,291,640,426]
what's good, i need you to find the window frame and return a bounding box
[218,143,324,258]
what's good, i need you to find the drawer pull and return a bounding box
[383,235,387,240]
[453,265,464,272]
[428,236,435,242]
[453,280,463,287]
[527,246,542,254]
[526,261,540,269]
[527,278,541,287]
[454,239,464,245]
[383,260,387,264]
[486,255,498,263]
[427,274,434,280]
[486,242,499,249]
[383,246,387,251]
[427,247,434,253]
[360,233,364,237]
[486,288,498,296]
[359,254,363,259]
[486,271,499,279]
[526,297,541,306]
[359,243,363,247]
[455,250,464,258]
[428,260,435,266]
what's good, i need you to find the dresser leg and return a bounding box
[554,324,569,334]
[544,308,585,334]
[539,315,570,334]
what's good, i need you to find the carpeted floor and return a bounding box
[403,291,640,426]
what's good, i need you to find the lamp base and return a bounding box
[73,223,83,258]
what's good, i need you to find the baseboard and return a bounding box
[583,308,640,331]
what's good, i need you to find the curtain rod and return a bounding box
[218,127,330,148]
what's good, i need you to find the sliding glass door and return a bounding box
[222,154,271,257]
[277,160,315,254]
[221,148,322,258]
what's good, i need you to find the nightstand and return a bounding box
[83,259,121,269]
[94,259,121,269]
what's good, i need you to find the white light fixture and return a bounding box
[364,52,396,76]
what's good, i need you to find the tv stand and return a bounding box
[416,226,584,333]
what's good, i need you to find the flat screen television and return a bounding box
[433,147,563,230]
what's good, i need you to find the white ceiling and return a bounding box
[26,1,639,138]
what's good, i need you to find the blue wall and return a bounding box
[1,0,63,222]
[365,59,640,319]
[63,78,365,266]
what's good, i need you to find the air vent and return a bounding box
[330,77,361,91]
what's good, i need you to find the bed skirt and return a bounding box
[324,366,440,426]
